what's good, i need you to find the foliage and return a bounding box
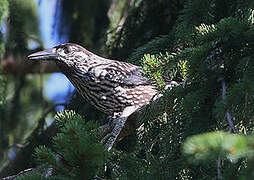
[55,0,110,53]
[0,0,44,174]
[0,0,9,171]
[1,0,254,179]
[106,0,185,59]
[6,0,41,55]
[16,173,68,180]
[104,0,254,179]
[32,110,107,180]
[183,131,254,162]
[183,131,254,179]
[0,0,8,26]
[0,0,8,96]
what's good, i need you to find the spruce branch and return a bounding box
[35,110,107,179]
[216,78,239,179]
[182,78,187,88]
[217,156,222,179]
[243,89,249,127]
[1,57,60,74]
[221,79,239,133]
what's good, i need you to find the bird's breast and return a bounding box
[66,72,158,115]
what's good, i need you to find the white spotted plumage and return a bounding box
[51,43,158,115]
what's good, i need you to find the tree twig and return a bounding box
[0,103,65,178]
[1,59,59,74]
[221,79,239,133]
[217,156,222,179]
[216,78,240,179]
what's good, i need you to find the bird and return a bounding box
[28,43,158,150]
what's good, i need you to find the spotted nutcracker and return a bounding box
[28,43,158,150]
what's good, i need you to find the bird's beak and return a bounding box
[28,49,58,61]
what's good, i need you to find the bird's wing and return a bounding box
[93,61,152,86]
[108,67,152,85]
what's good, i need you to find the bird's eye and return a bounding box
[63,47,70,54]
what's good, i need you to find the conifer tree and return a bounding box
[2,0,254,179]
[0,0,9,170]
[104,0,254,179]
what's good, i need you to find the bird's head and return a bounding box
[28,43,92,68]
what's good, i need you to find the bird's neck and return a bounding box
[56,61,74,76]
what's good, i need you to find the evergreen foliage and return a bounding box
[0,0,8,73]
[6,0,41,55]
[107,0,184,59]
[1,0,254,179]
[31,110,106,180]
[0,0,44,174]
[104,0,254,179]
[55,0,110,53]
[16,174,68,180]
[183,131,254,179]
[0,0,8,170]
[0,0,8,98]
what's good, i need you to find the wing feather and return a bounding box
[91,61,152,85]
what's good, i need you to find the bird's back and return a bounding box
[62,58,158,115]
